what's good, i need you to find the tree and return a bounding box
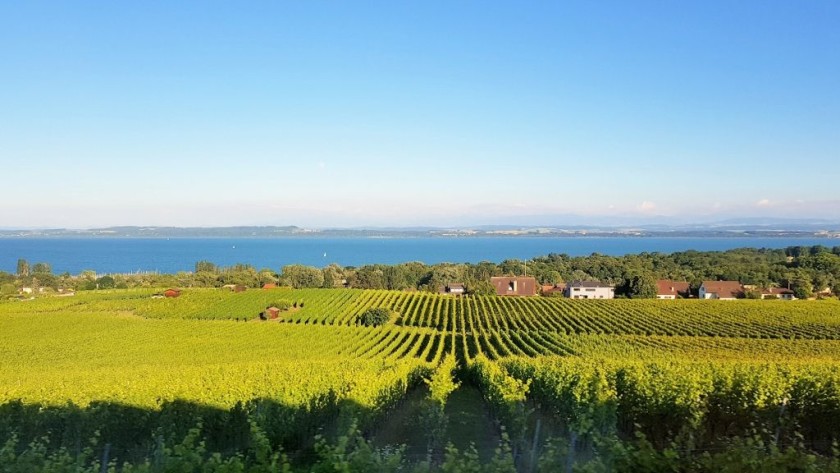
[194,261,217,273]
[349,266,385,289]
[96,275,115,289]
[279,264,323,289]
[32,262,51,274]
[358,308,392,327]
[322,264,345,288]
[791,276,813,300]
[16,259,29,277]
[466,280,496,296]
[542,270,563,285]
[625,273,657,299]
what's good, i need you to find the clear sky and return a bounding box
[1,1,838,228]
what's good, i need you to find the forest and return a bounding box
[5,245,840,300]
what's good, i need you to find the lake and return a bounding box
[0,236,835,275]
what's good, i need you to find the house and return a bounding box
[266,306,281,319]
[262,283,277,290]
[440,283,466,296]
[164,288,181,298]
[759,287,796,300]
[490,276,537,296]
[699,281,743,300]
[656,280,691,299]
[234,285,247,293]
[564,281,615,299]
[541,283,566,296]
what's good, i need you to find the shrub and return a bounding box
[358,308,392,327]
[269,300,292,311]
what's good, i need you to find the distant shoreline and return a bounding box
[1,225,838,240]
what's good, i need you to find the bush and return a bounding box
[269,300,292,311]
[358,308,393,327]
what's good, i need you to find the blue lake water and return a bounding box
[0,236,835,275]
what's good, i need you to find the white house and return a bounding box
[759,287,796,300]
[441,283,466,296]
[564,281,614,299]
[699,281,743,300]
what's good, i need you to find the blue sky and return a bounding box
[1,1,838,228]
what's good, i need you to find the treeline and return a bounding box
[3,245,840,299]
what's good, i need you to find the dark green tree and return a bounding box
[96,275,116,289]
[626,273,658,299]
[32,262,51,274]
[16,259,29,277]
[358,308,392,327]
[279,264,324,288]
[194,260,217,273]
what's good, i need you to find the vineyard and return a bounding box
[2,288,840,471]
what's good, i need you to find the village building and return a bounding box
[564,281,615,299]
[440,283,466,296]
[163,288,181,298]
[541,283,566,296]
[490,276,537,296]
[759,287,796,300]
[699,281,743,300]
[656,280,691,299]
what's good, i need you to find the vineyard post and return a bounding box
[99,443,110,473]
[773,397,789,447]
[565,432,577,473]
[529,418,541,473]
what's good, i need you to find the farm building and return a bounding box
[262,283,277,290]
[564,281,615,299]
[541,283,566,296]
[164,289,181,298]
[490,276,537,296]
[656,280,691,299]
[266,306,281,319]
[759,287,796,300]
[440,283,466,296]
[699,281,743,300]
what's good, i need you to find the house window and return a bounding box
[508,281,516,291]
[573,288,580,291]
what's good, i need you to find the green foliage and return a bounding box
[195,260,218,273]
[625,273,657,299]
[279,264,324,289]
[421,355,461,453]
[359,307,393,327]
[466,281,496,296]
[312,422,406,473]
[31,262,51,274]
[4,287,840,469]
[16,259,29,277]
[268,299,292,311]
[95,275,115,289]
[427,355,460,405]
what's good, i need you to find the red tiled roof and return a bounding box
[656,280,690,297]
[490,276,537,296]
[702,281,743,298]
[542,284,566,294]
[760,287,795,296]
